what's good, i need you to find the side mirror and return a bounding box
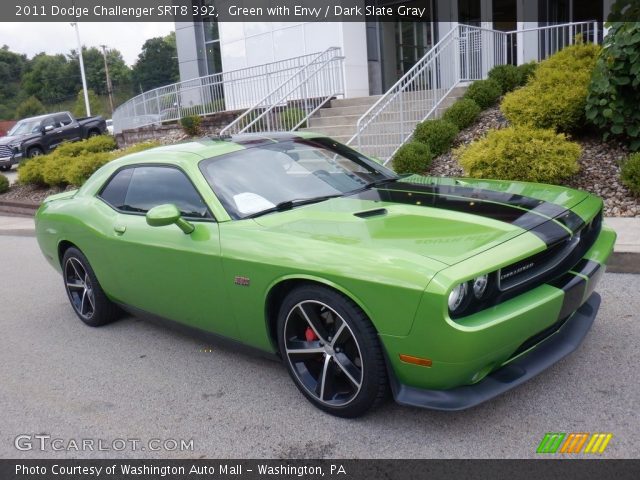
[42,125,54,134]
[146,204,194,234]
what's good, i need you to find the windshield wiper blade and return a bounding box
[244,194,342,219]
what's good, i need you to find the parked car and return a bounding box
[34,133,615,417]
[0,111,106,171]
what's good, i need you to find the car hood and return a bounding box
[0,134,34,145]
[252,177,590,266]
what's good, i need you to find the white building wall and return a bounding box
[218,22,368,100]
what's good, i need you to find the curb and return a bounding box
[0,199,39,217]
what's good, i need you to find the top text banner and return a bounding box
[9,0,440,22]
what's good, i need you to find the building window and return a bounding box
[199,0,221,75]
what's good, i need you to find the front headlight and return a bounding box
[472,274,489,299]
[448,273,496,317]
[448,282,469,313]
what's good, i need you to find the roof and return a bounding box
[122,131,325,160]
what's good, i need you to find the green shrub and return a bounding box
[55,135,117,157]
[463,79,502,109]
[488,64,522,94]
[42,155,68,186]
[180,115,202,136]
[516,62,538,85]
[456,126,581,184]
[0,174,8,194]
[501,43,600,132]
[118,141,161,155]
[443,98,481,130]
[64,152,113,187]
[18,157,46,186]
[621,153,640,196]
[392,142,434,174]
[413,119,458,157]
[586,22,640,150]
[278,107,307,130]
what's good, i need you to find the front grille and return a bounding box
[499,208,602,294]
[0,145,13,158]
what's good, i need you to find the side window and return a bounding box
[99,168,134,209]
[54,113,73,126]
[41,116,59,129]
[122,166,211,219]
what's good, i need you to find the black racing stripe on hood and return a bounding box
[391,181,585,233]
[353,187,570,245]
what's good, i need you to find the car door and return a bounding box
[96,164,238,339]
[39,116,64,151]
[54,113,81,142]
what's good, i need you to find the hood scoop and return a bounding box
[354,208,388,219]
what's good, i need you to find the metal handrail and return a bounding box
[220,47,344,135]
[348,20,599,165]
[112,49,338,134]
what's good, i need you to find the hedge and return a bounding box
[456,126,581,184]
[392,142,434,174]
[501,43,601,132]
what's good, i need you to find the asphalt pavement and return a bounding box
[0,235,638,459]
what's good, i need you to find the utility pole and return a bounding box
[100,44,115,114]
[71,22,90,116]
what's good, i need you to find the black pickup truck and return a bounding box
[0,111,107,171]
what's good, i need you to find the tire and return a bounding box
[0,165,9,172]
[27,147,43,158]
[61,247,120,327]
[88,130,100,137]
[277,284,388,418]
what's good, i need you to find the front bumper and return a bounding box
[390,292,600,411]
[0,152,21,166]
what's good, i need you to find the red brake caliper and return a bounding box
[305,327,318,342]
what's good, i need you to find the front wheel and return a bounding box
[27,147,43,158]
[277,285,388,417]
[62,247,120,327]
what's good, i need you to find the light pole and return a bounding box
[100,45,115,114]
[71,22,91,116]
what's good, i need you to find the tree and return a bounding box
[67,47,131,96]
[0,46,28,119]
[72,89,103,118]
[15,96,46,118]
[21,53,78,104]
[131,32,179,92]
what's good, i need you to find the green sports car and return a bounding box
[35,133,616,417]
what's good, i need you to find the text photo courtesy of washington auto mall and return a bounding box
[0,0,639,479]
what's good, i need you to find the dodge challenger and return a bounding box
[35,133,616,417]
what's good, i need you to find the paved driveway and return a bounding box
[0,235,638,459]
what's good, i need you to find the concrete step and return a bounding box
[316,104,374,117]
[308,114,361,128]
[300,125,358,137]
[329,95,382,108]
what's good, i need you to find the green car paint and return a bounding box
[35,133,615,411]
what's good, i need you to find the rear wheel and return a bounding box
[0,165,9,171]
[62,247,120,327]
[277,285,388,417]
[88,130,100,137]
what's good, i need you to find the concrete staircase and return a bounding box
[300,86,468,146]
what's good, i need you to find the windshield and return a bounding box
[8,119,41,136]
[199,138,397,219]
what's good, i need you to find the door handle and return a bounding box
[114,225,126,235]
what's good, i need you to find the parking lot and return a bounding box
[0,234,638,459]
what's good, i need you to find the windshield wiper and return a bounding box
[244,194,342,219]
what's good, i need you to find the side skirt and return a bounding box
[115,302,281,363]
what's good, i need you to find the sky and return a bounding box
[0,22,175,65]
